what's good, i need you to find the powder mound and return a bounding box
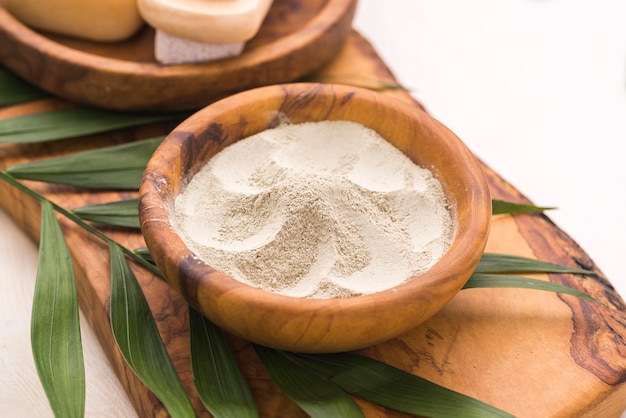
[175,121,455,299]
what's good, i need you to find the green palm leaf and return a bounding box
[492,199,554,215]
[109,243,195,418]
[254,346,365,418]
[31,201,85,418]
[0,67,49,106]
[73,199,140,229]
[0,107,185,143]
[291,352,514,418]
[133,247,155,265]
[189,309,258,418]
[476,253,592,275]
[464,273,598,303]
[6,137,163,189]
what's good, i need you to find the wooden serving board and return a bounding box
[1,31,626,418]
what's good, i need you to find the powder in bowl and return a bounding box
[174,120,455,299]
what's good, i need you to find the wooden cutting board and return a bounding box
[1,30,625,418]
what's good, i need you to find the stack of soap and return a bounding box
[6,0,144,42]
[138,0,275,64]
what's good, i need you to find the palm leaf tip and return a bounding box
[31,201,85,418]
[492,199,555,215]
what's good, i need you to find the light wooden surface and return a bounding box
[1,1,625,417]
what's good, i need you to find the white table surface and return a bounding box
[1,1,625,416]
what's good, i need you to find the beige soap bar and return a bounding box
[138,0,274,44]
[6,0,144,42]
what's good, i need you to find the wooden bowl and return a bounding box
[139,83,492,353]
[0,0,356,112]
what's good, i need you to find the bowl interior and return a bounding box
[139,83,491,352]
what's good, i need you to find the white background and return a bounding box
[1,1,625,416]
[355,0,626,301]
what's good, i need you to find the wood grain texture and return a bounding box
[139,82,492,353]
[0,0,356,112]
[1,31,625,417]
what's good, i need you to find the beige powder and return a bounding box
[174,121,455,298]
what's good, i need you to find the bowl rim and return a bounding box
[139,82,491,351]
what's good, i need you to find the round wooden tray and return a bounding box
[0,0,356,112]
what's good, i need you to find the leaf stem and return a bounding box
[0,170,163,278]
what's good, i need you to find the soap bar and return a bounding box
[6,0,144,42]
[154,30,245,64]
[138,0,274,44]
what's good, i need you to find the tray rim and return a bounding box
[0,0,357,111]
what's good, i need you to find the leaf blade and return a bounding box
[291,352,513,418]
[0,67,49,106]
[73,199,140,229]
[492,199,554,215]
[254,346,365,418]
[0,107,185,143]
[133,247,155,265]
[109,243,194,418]
[6,137,164,190]
[476,253,593,275]
[31,201,85,418]
[464,273,598,303]
[189,309,258,418]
